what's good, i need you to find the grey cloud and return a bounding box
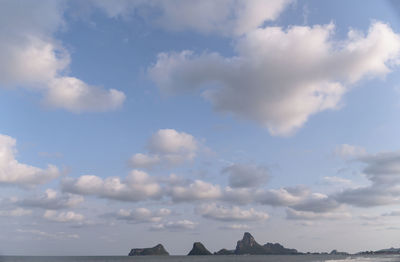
[18,189,83,210]
[222,163,269,188]
[335,186,400,207]
[382,210,400,216]
[334,151,400,207]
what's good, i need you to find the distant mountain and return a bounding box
[234,232,298,255]
[330,250,349,255]
[128,244,169,256]
[359,247,400,255]
[187,242,212,255]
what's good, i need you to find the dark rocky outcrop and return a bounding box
[129,244,169,256]
[235,232,266,255]
[263,242,298,254]
[214,248,235,255]
[235,232,298,255]
[187,242,212,255]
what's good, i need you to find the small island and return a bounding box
[187,242,212,255]
[128,244,169,256]
[128,232,400,256]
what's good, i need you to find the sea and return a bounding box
[0,255,399,262]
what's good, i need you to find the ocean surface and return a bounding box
[0,255,399,262]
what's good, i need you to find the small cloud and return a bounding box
[129,129,199,169]
[222,163,269,188]
[0,208,32,217]
[108,207,171,224]
[43,210,85,223]
[196,203,269,222]
[17,229,79,240]
[219,224,251,230]
[334,144,366,159]
[150,220,198,231]
[322,176,352,185]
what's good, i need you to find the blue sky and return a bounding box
[2,0,400,256]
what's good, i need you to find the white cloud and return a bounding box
[0,1,125,112]
[151,220,197,231]
[197,203,269,221]
[62,170,162,202]
[335,144,367,158]
[43,210,85,223]
[17,229,80,240]
[222,163,269,188]
[18,189,84,210]
[0,134,61,187]
[149,22,400,136]
[44,77,126,113]
[322,176,352,185]
[113,207,171,223]
[255,187,310,206]
[219,224,251,230]
[130,129,198,168]
[91,0,292,36]
[286,209,351,220]
[0,208,32,217]
[169,180,221,202]
[129,153,160,169]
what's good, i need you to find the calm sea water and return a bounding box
[0,255,399,262]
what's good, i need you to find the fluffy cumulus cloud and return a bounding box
[223,163,269,188]
[112,208,171,223]
[17,189,84,210]
[151,220,197,231]
[196,203,269,222]
[130,129,198,168]
[0,1,125,112]
[0,134,60,187]
[334,151,400,207]
[169,180,221,202]
[43,210,85,223]
[255,186,311,206]
[62,170,162,202]
[91,0,292,36]
[149,22,400,136]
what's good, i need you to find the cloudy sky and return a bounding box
[2,0,400,256]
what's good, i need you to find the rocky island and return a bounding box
[187,242,212,255]
[129,232,375,256]
[128,244,169,256]
[234,232,298,255]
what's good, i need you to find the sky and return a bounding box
[2,0,400,256]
